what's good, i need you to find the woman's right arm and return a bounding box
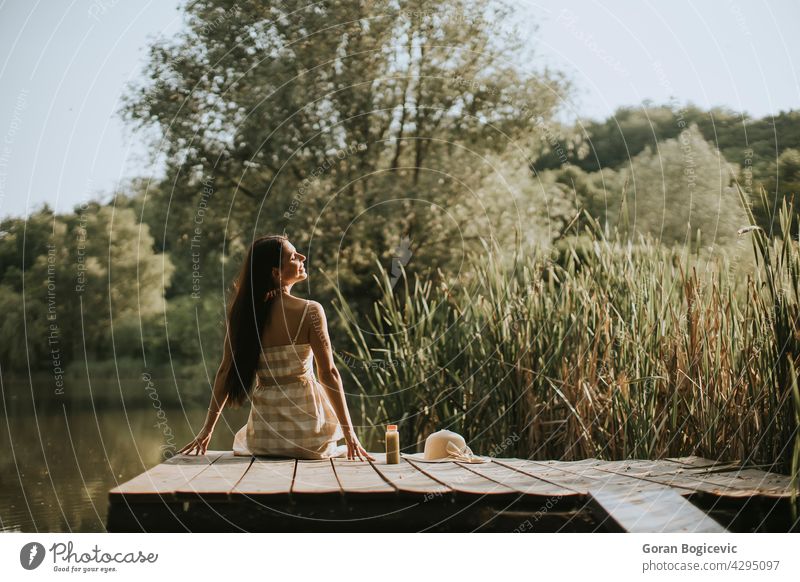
[204,340,231,429]
[177,334,232,455]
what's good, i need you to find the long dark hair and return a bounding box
[222,234,287,408]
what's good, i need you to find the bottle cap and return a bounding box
[387,424,398,430]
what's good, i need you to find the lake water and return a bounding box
[1,377,250,533]
[2,370,384,532]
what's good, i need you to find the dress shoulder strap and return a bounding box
[292,301,310,344]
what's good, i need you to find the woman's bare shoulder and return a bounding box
[275,296,311,310]
[305,300,325,317]
[281,297,323,320]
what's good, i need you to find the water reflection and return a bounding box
[0,379,249,532]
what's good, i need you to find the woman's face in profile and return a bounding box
[273,242,307,285]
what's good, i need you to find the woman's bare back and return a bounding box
[261,297,310,347]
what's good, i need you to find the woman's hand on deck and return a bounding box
[178,426,213,455]
[343,429,375,461]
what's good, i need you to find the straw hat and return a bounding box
[401,429,490,463]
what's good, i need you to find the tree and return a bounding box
[70,205,175,359]
[121,0,570,306]
[620,124,746,248]
[0,204,174,371]
[760,148,800,238]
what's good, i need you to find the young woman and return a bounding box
[178,235,374,461]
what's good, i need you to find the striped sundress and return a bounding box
[232,301,347,459]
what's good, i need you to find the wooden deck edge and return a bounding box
[108,451,228,503]
[587,484,729,533]
[107,452,799,506]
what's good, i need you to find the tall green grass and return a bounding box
[328,188,800,490]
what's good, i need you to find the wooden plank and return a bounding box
[459,461,580,497]
[331,458,396,493]
[665,455,735,468]
[516,459,790,499]
[493,459,629,495]
[109,451,224,503]
[589,471,696,494]
[685,468,797,497]
[589,463,706,493]
[292,459,341,494]
[176,454,254,501]
[231,458,296,497]
[367,454,452,495]
[404,458,518,495]
[551,458,741,477]
[605,459,741,477]
[594,465,762,497]
[525,458,601,468]
[500,460,708,495]
[591,462,794,498]
[589,484,729,533]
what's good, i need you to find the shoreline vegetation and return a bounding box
[4,187,799,489]
[330,186,800,482]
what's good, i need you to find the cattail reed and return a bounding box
[326,185,800,503]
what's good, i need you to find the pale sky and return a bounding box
[0,0,798,219]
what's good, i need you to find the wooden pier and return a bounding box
[106,452,798,532]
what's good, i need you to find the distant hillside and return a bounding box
[532,105,800,237]
[534,105,798,172]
